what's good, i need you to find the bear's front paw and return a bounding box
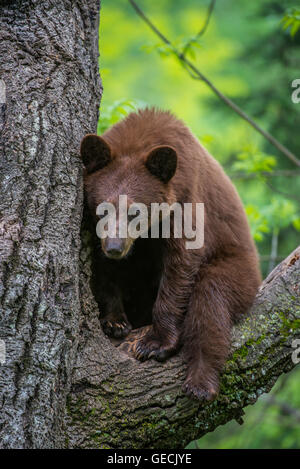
[133,326,178,362]
[183,372,218,402]
[100,318,132,339]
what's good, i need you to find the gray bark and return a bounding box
[0,0,101,448]
[0,0,299,450]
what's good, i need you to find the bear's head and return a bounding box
[81,134,177,260]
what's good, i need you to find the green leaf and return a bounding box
[291,20,300,37]
[292,217,300,231]
[97,99,148,134]
[232,145,277,175]
[245,205,270,242]
[281,8,300,37]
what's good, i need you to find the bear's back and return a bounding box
[102,109,256,256]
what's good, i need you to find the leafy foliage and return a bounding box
[97,99,146,134]
[232,145,277,175]
[245,205,270,242]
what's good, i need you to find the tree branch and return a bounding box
[182,0,216,56]
[66,241,300,449]
[128,0,300,169]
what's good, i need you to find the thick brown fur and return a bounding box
[81,108,261,401]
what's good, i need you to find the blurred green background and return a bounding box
[98,0,300,449]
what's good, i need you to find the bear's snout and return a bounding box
[104,238,125,259]
[102,237,134,260]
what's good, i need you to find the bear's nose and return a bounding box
[105,238,124,258]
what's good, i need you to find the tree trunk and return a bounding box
[0,0,101,448]
[0,1,299,450]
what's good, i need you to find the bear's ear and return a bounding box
[80,134,112,174]
[145,146,177,183]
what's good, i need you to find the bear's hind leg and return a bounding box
[99,285,132,339]
[182,252,260,401]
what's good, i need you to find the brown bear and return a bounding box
[81,108,261,401]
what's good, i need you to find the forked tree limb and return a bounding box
[66,243,300,449]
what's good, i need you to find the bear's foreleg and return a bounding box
[134,239,193,362]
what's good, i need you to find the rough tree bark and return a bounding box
[0,1,299,450]
[0,0,101,448]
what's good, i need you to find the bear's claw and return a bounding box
[182,380,217,402]
[101,318,132,339]
[133,332,178,362]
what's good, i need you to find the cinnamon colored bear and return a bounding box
[81,108,261,401]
